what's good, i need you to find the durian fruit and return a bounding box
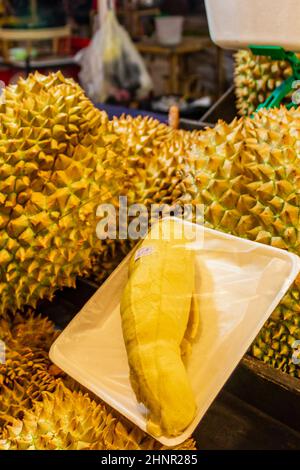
[0,382,197,450]
[251,281,300,375]
[0,382,31,426]
[174,106,300,377]
[112,114,174,160]
[0,311,197,449]
[0,346,59,430]
[178,107,300,252]
[0,312,63,428]
[234,50,296,116]
[0,310,59,352]
[111,117,198,208]
[0,309,63,421]
[89,115,200,284]
[89,115,176,283]
[0,346,55,391]
[0,71,125,315]
[120,219,198,438]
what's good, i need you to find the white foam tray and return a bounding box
[205,0,300,51]
[50,220,300,446]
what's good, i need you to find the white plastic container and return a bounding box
[155,16,184,46]
[50,218,300,447]
[204,0,300,51]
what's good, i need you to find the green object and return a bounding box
[249,45,300,111]
[9,47,38,61]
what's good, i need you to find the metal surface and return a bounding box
[200,85,236,123]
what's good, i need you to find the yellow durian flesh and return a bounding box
[120,220,197,437]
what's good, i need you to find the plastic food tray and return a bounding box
[204,0,300,51]
[50,219,300,446]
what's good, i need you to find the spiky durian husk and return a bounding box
[112,114,173,158]
[251,281,300,375]
[0,346,55,390]
[0,382,196,450]
[90,107,300,377]
[86,107,300,377]
[0,315,80,433]
[0,310,59,352]
[0,381,31,425]
[0,71,125,315]
[0,313,63,428]
[0,346,60,429]
[89,115,176,283]
[89,115,201,283]
[181,107,300,252]
[0,309,62,421]
[0,314,196,449]
[234,50,294,116]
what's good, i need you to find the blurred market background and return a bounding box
[0,0,232,120]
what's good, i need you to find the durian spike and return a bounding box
[0,382,197,450]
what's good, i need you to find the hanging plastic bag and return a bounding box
[75,10,153,102]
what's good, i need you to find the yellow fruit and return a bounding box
[0,71,125,315]
[120,219,198,437]
[234,49,296,116]
[0,382,197,450]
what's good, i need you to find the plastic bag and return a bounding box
[75,10,153,102]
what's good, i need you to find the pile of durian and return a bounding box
[0,71,300,449]
[234,50,299,116]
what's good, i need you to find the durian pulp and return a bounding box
[121,220,198,437]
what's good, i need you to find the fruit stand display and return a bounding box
[0,67,299,449]
[1,0,300,448]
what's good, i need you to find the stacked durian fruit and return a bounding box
[0,72,196,450]
[1,70,300,449]
[234,50,299,116]
[0,314,196,450]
